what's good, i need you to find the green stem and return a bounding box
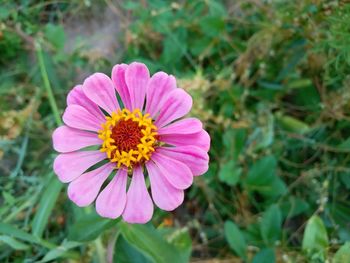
[35,40,62,126]
[84,207,106,263]
[95,237,107,263]
[34,40,81,261]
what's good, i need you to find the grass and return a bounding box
[0,0,350,262]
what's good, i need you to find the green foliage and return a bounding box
[244,155,287,198]
[252,248,275,263]
[31,176,62,238]
[119,223,191,263]
[114,235,153,263]
[333,242,350,263]
[302,215,329,261]
[224,221,247,260]
[260,205,282,246]
[44,24,66,50]
[0,0,350,262]
[68,212,118,242]
[0,235,30,251]
[219,160,241,186]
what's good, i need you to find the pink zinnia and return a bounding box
[52,62,210,224]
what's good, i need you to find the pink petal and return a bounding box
[151,152,193,190]
[66,85,105,123]
[82,73,120,115]
[63,104,102,132]
[160,129,210,152]
[111,64,132,110]
[146,161,184,211]
[52,126,102,153]
[96,168,128,219]
[68,163,114,207]
[122,166,153,224]
[155,89,192,128]
[125,62,150,110]
[145,72,176,118]
[158,118,202,135]
[53,150,106,183]
[157,146,209,176]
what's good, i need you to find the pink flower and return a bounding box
[52,62,210,224]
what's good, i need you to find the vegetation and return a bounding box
[0,0,350,262]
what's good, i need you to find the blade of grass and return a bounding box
[9,134,28,178]
[0,235,30,250]
[35,40,62,126]
[3,189,40,223]
[31,173,62,237]
[0,223,79,259]
[32,40,63,238]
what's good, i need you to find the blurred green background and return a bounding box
[1,0,350,262]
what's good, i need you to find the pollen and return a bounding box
[98,108,157,168]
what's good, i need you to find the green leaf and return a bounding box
[0,223,40,244]
[219,160,242,186]
[2,191,15,205]
[0,5,11,20]
[260,205,282,245]
[121,1,140,10]
[189,37,213,56]
[161,28,187,65]
[275,40,306,81]
[0,235,29,250]
[255,114,274,150]
[246,155,277,186]
[333,242,350,263]
[224,221,247,259]
[160,228,192,262]
[68,213,118,242]
[302,215,329,260]
[114,235,153,263]
[222,128,247,160]
[245,155,287,197]
[275,112,310,134]
[172,230,192,261]
[0,223,78,259]
[252,248,275,263]
[32,176,62,237]
[44,23,66,50]
[39,241,81,263]
[258,81,283,90]
[328,202,350,227]
[287,79,313,89]
[199,16,225,37]
[339,173,350,189]
[262,177,287,197]
[338,137,350,150]
[280,196,310,218]
[207,1,227,16]
[119,222,187,263]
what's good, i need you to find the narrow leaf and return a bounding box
[32,176,62,237]
[40,241,81,263]
[119,222,186,263]
[224,221,247,259]
[0,235,30,250]
[333,242,350,263]
[252,248,275,263]
[260,205,282,245]
[0,223,40,244]
[219,160,242,186]
[302,215,329,260]
[114,235,153,263]
[68,213,118,242]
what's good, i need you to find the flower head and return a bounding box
[52,62,210,223]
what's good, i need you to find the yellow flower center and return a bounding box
[98,108,157,168]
